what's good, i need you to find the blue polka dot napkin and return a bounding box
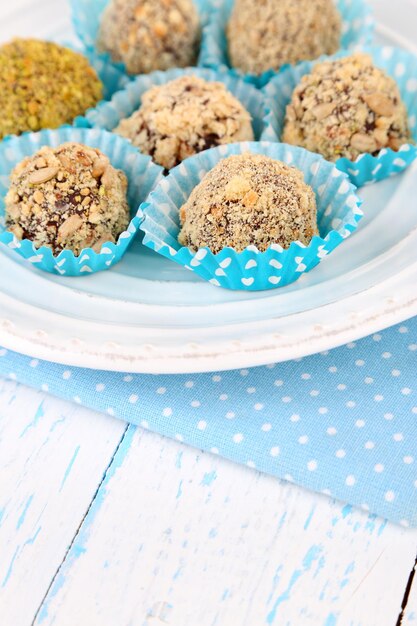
[1,318,416,527]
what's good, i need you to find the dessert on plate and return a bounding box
[98,0,200,75]
[178,152,319,253]
[114,75,254,170]
[0,39,103,139]
[5,142,130,256]
[282,53,412,161]
[227,0,341,76]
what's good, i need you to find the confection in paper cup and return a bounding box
[262,46,417,186]
[139,142,362,292]
[70,0,215,71]
[0,127,163,276]
[83,67,266,145]
[199,0,374,88]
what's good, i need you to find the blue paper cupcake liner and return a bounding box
[262,45,417,186]
[0,127,163,276]
[82,67,266,147]
[140,142,362,291]
[199,0,374,88]
[70,0,215,75]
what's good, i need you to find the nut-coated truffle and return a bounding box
[178,153,318,253]
[98,0,200,75]
[114,75,254,170]
[227,0,341,76]
[5,143,130,255]
[0,39,103,139]
[282,53,412,161]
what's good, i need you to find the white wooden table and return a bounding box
[0,378,416,626]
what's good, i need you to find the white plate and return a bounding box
[0,0,416,374]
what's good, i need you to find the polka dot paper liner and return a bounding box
[139,141,363,292]
[262,46,417,187]
[199,0,374,88]
[79,66,266,149]
[0,127,163,276]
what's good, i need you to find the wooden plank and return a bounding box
[402,557,417,626]
[34,425,417,626]
[0,379,126,626]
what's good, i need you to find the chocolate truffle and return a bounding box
[0,39,103,140]
[227,0,341,76]
[178,153,318,253]
[114,75,254,170]
[5,143,130,256]
[98,0,200,75]
[282,53,412,161]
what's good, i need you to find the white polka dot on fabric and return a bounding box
[233,433,244,443]
[191,400,201,408]
[328,366,337,373]
[301,373,311,380]
[184,381,194,388]
[399,326,409,333]
[157,387,167,394]
[310,390,320,397]
[365,441,375,450]
[346,401,356,408]
[290,414,300,422]
[384,413,394,420]
[62,370,71,380]
[96,383,105,392]
[298,435,309,444]
[123,375,133,382]
[345,475,356,487]
[274,380,284,387]
[374,395,384,402]
[373,334,382,342]
[30,359,39,368]
[247,387,256,394]
[254,403,264,411]
[128,394,138,404]
[337,384,347,391]
[404,456,414,465]
[0,349,7,357]
[385,491,395,502]
[347,342,356,349]
[307,460,318,471]
[261,423,272,432]
[219,394,228,401]
[336,450,346,459]
[197,420,207,431]
[226,411,235,419]
[394,433,404,442]
[327,427,337,436]
[391,370,401,377]
[382,352,391,359]
[162,406,172,416]
[355,360,365,367]
[374,464,384,473]
[282,396,292,403]
[402,388,412,396]
[318,407,328,415]
[355,419,365,428]
[409,344,417,351]
[270,446,280,457]
[240,369,249,377]
[212,375,221,382]
[364,377,374,385]
[412,407,417,415]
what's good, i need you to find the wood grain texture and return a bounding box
[32,424,417,626]
[0,380,126,626]
[403,559,417,626]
